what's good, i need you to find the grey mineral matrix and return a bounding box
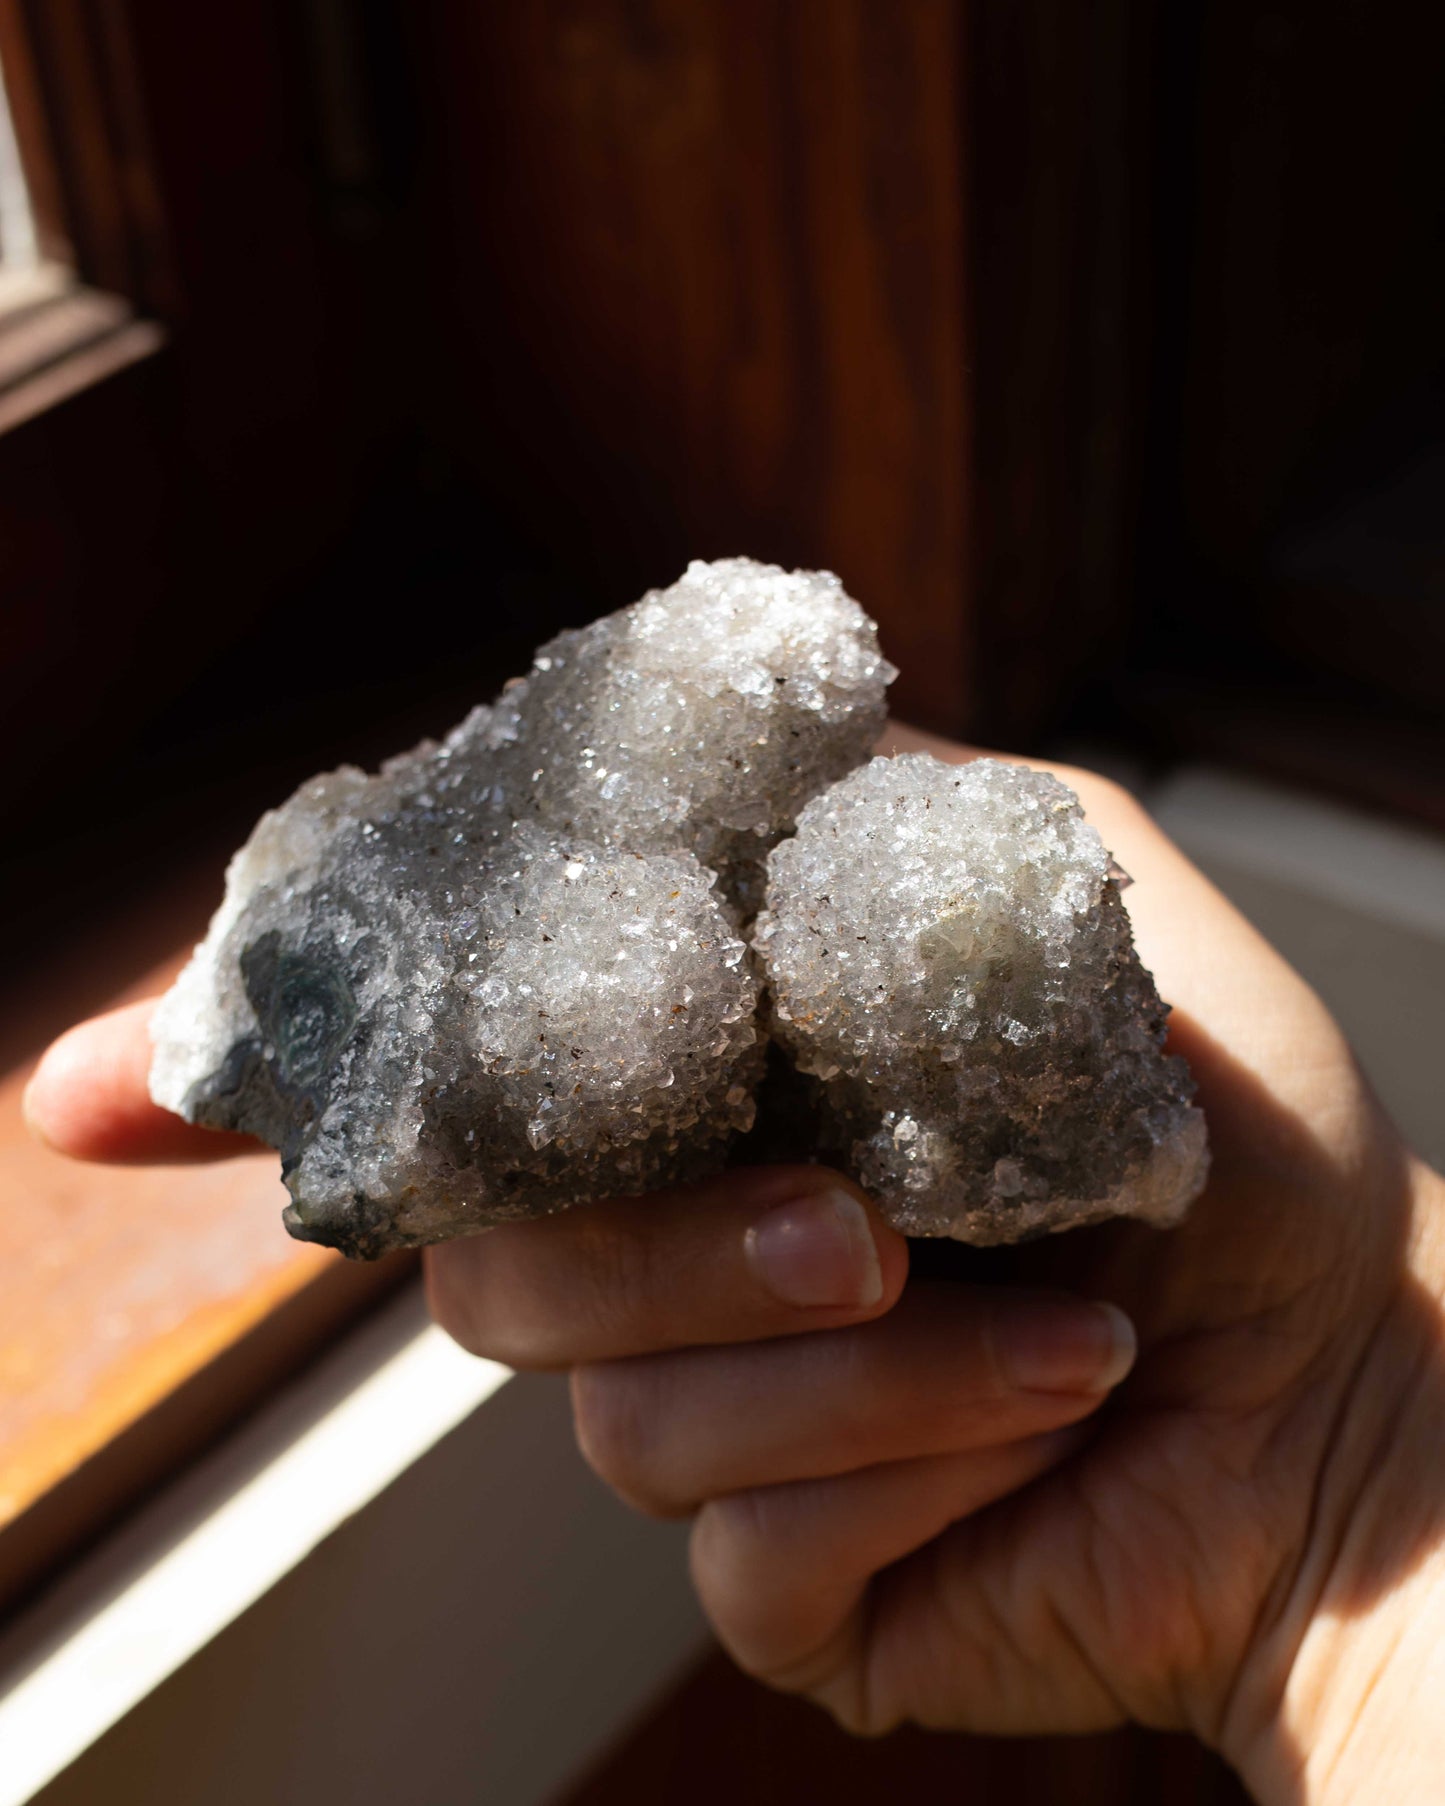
[150,557,1208,1257]
[150,558,896,1256]
[755,753,1209,1242]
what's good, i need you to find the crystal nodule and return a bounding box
[151,558,1206,1256]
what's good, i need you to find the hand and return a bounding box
[28,729,1445,1804]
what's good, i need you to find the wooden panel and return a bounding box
[409,0,972,732]
[2,0,174,307]
[402,0,1154,746]
[0,0,71,264]
[1166,3,1445,571]
[964,0,1147,743]
[0,0,405,991]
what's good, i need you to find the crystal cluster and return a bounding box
[757,755,1209,1241]
[151,556,1208,1257]
[465,556,895,907]
[150,559,893,1256]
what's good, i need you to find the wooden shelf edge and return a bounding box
[0,919,412,1622]
[0,283,163,437]
[0,1247,415,1622]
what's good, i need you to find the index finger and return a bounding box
[426,1167,910,1369]
[24,999,263,1165]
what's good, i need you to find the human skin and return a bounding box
[25,728,1445,1803]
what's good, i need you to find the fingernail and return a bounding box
[20,1075,49,1148]
[745,1188,884,1310]
[991,1296,1137,1395]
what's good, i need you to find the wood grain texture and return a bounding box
[0,0,71,265]
[10,0,176,309]
[1166,3,1445,572]
[964,0,1147,744]
[411,0,972,732]
[0,893,405,1618]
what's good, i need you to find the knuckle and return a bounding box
[424,1245,486,1356]
[692,1489,769,1584]
[689,1485,809,1614]
[688,1497,769,1657]
[1050,762,1150,832]
[424,1240,551,1368]
[810,1670,882,1739]
[570,1363,669,1512]
[687,1499,739,1621]
[478,1285,569,1370]
[1080,767,1134,810]
[692,1499,876,1730]
[479,1315,553,1371]
[430,1206,679,1369]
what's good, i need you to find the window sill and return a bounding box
[0,1285,704,1804]
[0,264,162,437]
[0,873,409,1622]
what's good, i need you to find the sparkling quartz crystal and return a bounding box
[755,754,1210,1242]
[150,558,893,1256]
[151,559,1208,1257]
[436,556,897,908]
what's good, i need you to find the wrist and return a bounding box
[1231,1158,1445,1805]
[1247,1561,1445,1805]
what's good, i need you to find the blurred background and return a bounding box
[0,3,1442,1802]
[5,0,1444,976]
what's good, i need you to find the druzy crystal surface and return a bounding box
[756,755,1209,1241]
[463,556,895,907]
[151,557,1208,1257]
[150,558,893,1256]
